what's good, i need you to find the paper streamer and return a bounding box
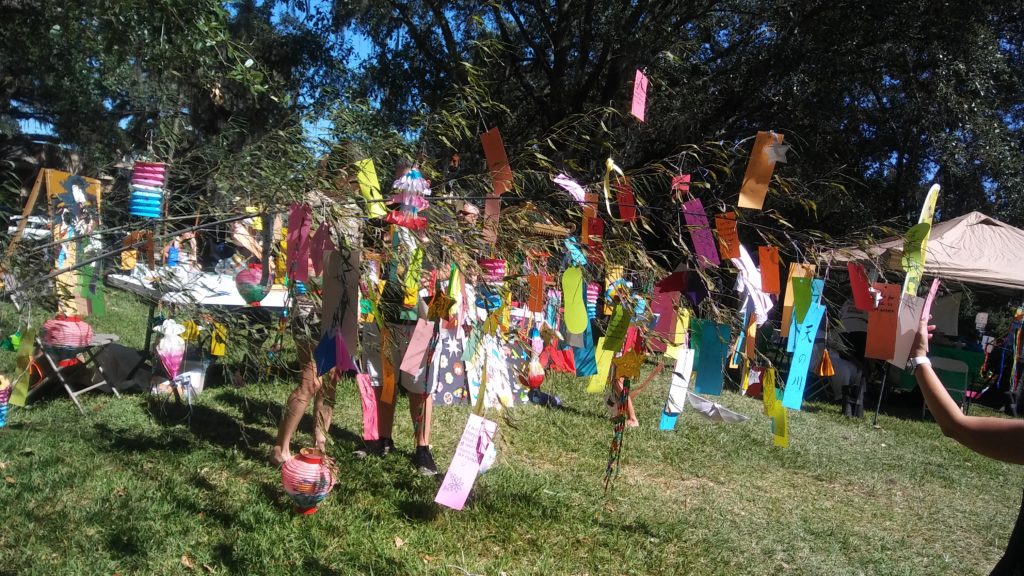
[781,263,816,337]
[631,69,649,122]
[602,158,625,218]
[902,222,931,296]
[682,198,720,267]
[659,348,695,430]
[554,173,586,204]
[603,304,630,352]
[399,319,435,378]
[693,320,731,396]
[848,262,873,311]
[481,127,512,243]
[715,212,740,259]
[921,278,941,322]
[587,337,616,393]
[616,180,637,222]
[562,267,588,335]
[772,401,789,448]
[738,131,785,210]
[781,303,826,410]
[355,159,388,218]
[356,373,379,441]
[435,414,498,511]
[758,246,781,295]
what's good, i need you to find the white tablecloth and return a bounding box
[108,267,288,309]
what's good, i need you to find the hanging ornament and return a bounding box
[235,263,273,306]
[817,349,835,378]
[129,162,167,219]
[154,318,186,381]
[385,167,431,231]
[527,355,546,389]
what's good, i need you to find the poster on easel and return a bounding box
[46,170,102,317]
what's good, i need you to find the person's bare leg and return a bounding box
[409,392,433,446]
[625,395,639,428]
[271,344,321,465]
[313,373,337,450]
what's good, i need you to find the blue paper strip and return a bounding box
[693,320,731,396]
[782,303,827,410]
[313,331,337,376]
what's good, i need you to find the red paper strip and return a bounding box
[672,174,691,195]
[528,274,545,313]
[847,263,873,311]
[758,246,781,295]
[715,211,740,260]
[864,283,901,360]
[615,180,636,222]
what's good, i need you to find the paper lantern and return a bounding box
[41,316,94,364]
[528,356,545,389]
[280,448,335,514]
[154,318,186,380]
[129,162,167,219]
[384,167,431,231]
[234,263,272,306]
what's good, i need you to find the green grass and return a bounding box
[1,292,1022,575]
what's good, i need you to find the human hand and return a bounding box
[910,314,935,358]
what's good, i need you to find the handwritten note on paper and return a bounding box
[781,263,816,337]
[902,222,932,296]
[554,173,586,204]
[758,246,781,295]
[782,303,826,410]
[435,414,498,511]
[659,348,695,430]
[693,320,731,396]
[631,69,649,122]
[848,262,873,311]
[355,159,388,218]
[738,131,784,210]
[715,212,740,260]
[399,319,435,378]
[864,283,901,360]
[682,198,721,268]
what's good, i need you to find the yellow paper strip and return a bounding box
[355,159,388,218]
[587,337,616,393]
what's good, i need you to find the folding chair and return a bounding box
[28,333,120,414]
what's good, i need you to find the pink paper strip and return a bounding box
[435,414,497,510]
[554,173,586,204]
[335,327,357,373]
[682,198,720,267]
[286,203,312,283]
[921,278,941,322]
[399,319,435,377]
[356,373,379,441]
[631,69,649,122]
[309,223,330,276]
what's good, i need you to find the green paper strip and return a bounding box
[9,327,36,407]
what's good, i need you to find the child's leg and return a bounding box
[271,342,321,464]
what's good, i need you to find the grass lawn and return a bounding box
[1,290,1022,575]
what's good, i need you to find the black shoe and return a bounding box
[381,437,394,456]
[353,437,395,459]
[413,445,438,477]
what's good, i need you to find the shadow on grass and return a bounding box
[215,389,364,449]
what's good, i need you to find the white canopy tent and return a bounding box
[829,211,1024,291]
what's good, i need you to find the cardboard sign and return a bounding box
[715,211,740,259]
[738,131,784,210]
[864,283,901,360]
[758,246,781,295]
[631,69,649,122]
[682,198,720,267]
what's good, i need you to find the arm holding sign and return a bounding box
[913,315,1024,465]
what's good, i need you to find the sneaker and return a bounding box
[353,437,395,459]
[353,439,384,459]
[413,445,438,477]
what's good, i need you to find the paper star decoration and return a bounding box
[445,336,461,355]
[766,141,791,164]
[612,350,644,379]
[428,292,454,321]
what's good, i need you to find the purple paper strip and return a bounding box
[682,198,720,268]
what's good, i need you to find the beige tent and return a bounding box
[829,211,1024,290]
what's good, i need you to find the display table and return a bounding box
[107,267,287,309]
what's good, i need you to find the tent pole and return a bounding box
[872,368,889,426]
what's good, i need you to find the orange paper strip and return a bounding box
[528,274,544,312]
[715,212,740,259]
[481,127,512,244]
[864,283,901,360]
[758,246,781,295]
[781,262,816,337]
[738,131,784,210]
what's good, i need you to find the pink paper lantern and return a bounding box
[479,258,506,283]
[234,263,271,306]
[280,448,335,514]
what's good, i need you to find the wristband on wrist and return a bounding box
[907,355,931,373]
